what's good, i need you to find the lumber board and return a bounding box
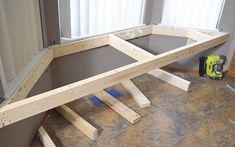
[0,28,229,128]
[56,105,97,140]
[52,36,108,58]
[152,25,189,38]
[187,30,213,41]
[149,69,191,91]
[121,80,151,108]
[153,24,223,39]
[5,49,53,105]
[38,127,56,147]
[108,34,191,91]
[51,25,152,58]
[94,90,141,124]
[113,25,152,41]
[108,34,153,61]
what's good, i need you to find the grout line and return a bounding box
[168,134,187,147]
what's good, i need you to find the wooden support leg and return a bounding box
[56,105,98,141]
[38,127,56,147]
[121,80,151,108]
[149,69,191,91]
[94,90,141,124]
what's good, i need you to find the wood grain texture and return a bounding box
[38,127,56,147]
[121,80,151,108]
[56,105,97,140]
[0,25,229,128]
[51,25,152,58]
[9,49,53,103]
[108,34,191,91]
[94,90,141,124]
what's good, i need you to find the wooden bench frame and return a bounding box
[0,24,229,128]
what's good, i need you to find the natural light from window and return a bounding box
[59,0,146,40]
[161,0,225,30]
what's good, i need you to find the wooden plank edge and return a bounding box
[94,90,141,124]
[187,29,213,41]
[121,80,151,108]
[38,127,56,147]
[8,49,53,104]
[149,69,191,92]
[152,24,228,42]
[56,105,97,141]
[153,24,225,38]
[152,25,189,38]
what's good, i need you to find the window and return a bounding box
[59,0,146,39]
[0,0,43,95]
[161,0,225,30]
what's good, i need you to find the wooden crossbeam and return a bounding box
[107,34,153,107]
[56,105,97,140]
[38,127,56,147]
[187,30,213,41]
[152,25,189,38]
[152,25,215,41]
[121,80,151,108]
[0,26,229,128]
[108,34,153,61]
[108,34,191,91]
[51,25,152,58]
[94,90,141,124]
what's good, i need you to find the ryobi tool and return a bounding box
[199,55,226,80]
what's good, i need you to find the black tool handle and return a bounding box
[199,57,207,77]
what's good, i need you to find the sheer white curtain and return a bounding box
[161,0,225,30]
[60,0,146,39]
